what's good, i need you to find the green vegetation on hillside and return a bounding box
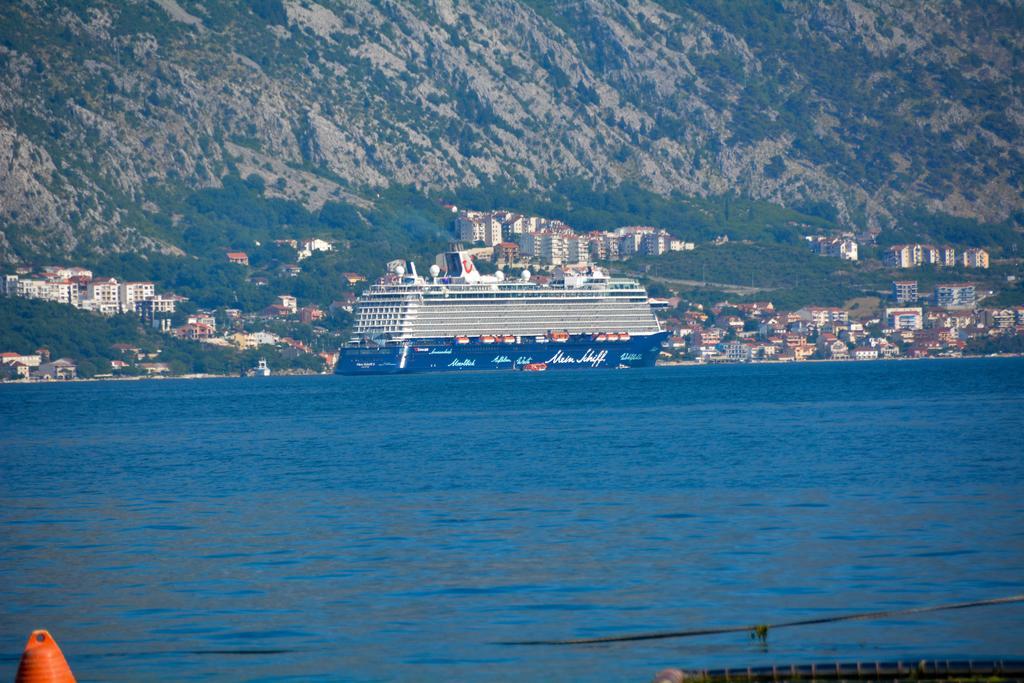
[627,241,1024,310]
[450,180,836,244]
[78,178,451,309]
[0,298,323,377]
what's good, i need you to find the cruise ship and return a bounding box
[336,251,668,374]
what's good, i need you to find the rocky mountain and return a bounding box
[0,0,1021,264]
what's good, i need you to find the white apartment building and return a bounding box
[455,211,503,246]
[796,306,849,326]
[15,278,79,305]
[136,294,178,323]
[885,307,924,330]
[119,282,155,313]
[40,266,93,280]
[86,277,119,305]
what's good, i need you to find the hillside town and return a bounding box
[0,211,1018,380]
[452,208,694,266]
[659,279,1023,364]
[0,258,344,380]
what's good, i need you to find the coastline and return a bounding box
[2,353,1022,385]
[0,368,325,385]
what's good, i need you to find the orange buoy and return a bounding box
[15,630,76,683]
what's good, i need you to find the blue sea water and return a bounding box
[0,358,1022,681]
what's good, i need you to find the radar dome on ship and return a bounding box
[429,264,440,277]
[521,269,531,282]
[394,264,405,276]
[495,270,505,282]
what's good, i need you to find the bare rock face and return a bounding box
[0,0,1020,263]
[0,126,74,261]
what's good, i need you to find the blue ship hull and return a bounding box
[336,332,668,375]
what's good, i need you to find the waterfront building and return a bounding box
[853,346,879,360]
[0,352,42,368]
[720,340,752,362]
[34,358,77,380]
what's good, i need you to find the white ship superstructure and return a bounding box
[351,252,662,343]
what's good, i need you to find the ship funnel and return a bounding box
[442,251,480,283]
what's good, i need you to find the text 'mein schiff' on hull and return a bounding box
[336,251,669,374]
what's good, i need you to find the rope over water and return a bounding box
[499,594,1024,646]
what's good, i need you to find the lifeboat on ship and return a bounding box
[522,362,548,372]
[480,335,497,344]
[501,335,516,344]
[606,333,620,342]
[594,333,608,342]
[619,332,631,342]
[549,331,570,342]
[455,336,470,345]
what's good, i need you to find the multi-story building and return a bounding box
[15,278,47,300]
[119,282,155,313]
[884,243,958,268]
[884,244,916,268]
[455,211,503,246]
[920,245,942,265]
[934,283,976,308]
[810,237,859,261]
[136,294,179,323]
[892,280,918,304]
[276,294,298,313]
[297,238,334,261]
[83,278,120,315]
[521,229,573,265]
[885,307,924,330]
[984,308,1016,330]
[46,280,79,306]
[639,231,669,256]
[15,278,79,305]
[795,306,849,327]
[720,340,752,362]
[493,242,520,263]
[961,248,989,269]
[496,212,525,240]
[565,236,590,264]
[40,266,93,281]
